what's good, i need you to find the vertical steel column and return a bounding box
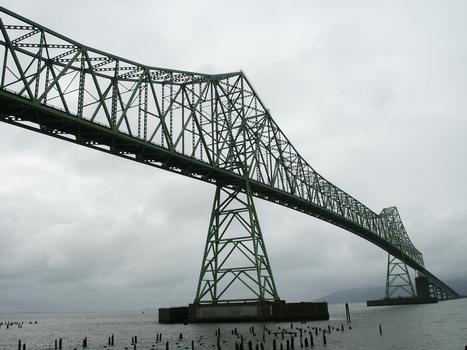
[77,51,86,118]
[111,60,119,127]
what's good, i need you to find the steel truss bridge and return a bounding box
[0,7,460,303]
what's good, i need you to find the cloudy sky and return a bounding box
[1,0,466,312]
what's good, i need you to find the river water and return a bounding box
[1,299,466,349]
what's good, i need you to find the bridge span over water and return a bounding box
[0,6,460,305]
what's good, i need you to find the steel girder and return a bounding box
[0,6,460,300]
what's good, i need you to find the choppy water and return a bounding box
[1,299,467,349]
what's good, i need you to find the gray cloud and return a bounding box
[1,0,466,311]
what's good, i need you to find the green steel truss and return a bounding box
[0,7,460,300]
[385,254,415,299]
[195,184,279,303]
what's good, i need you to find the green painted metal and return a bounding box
[0,6,460,301]
[385,254,415,299]
[195,184,279,303]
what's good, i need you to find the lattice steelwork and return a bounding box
[385,254,416,299]
[195,184,279,303]
[0,7,459,300]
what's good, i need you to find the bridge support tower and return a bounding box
[194,183,279,304]
[368,254,440,306]
[385,253,416,299]
[159,182,330,323]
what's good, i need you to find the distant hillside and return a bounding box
[322,286,384,304]
[322,277,467,304]
[445,278,467,296]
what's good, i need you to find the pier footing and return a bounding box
[366,297,438,307]
[159,300,329,324]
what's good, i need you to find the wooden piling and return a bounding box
[345,303,351,323]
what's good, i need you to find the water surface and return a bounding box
[1,299,466,349]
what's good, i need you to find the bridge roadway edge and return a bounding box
[0,90,460,298]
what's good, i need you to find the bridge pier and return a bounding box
[367,255,438,306]
[368,263,459,306]
[159,182,329,323]
[415,276,431,299]
[159,301,329,323]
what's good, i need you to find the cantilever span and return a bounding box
[0,6,459,301]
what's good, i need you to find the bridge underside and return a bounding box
[0,90,459,301]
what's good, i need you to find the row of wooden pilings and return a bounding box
[10,304,404,349]
[12,322,387,350]
[0,320,38,329]
[13,322,356,349]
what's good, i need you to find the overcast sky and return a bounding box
[1,0,466,312]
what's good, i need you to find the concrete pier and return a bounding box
[366,296,437,306]
[367,276,439,306]
[158,307,189,324]
[159,301,329,324]
[415,276,432,299]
